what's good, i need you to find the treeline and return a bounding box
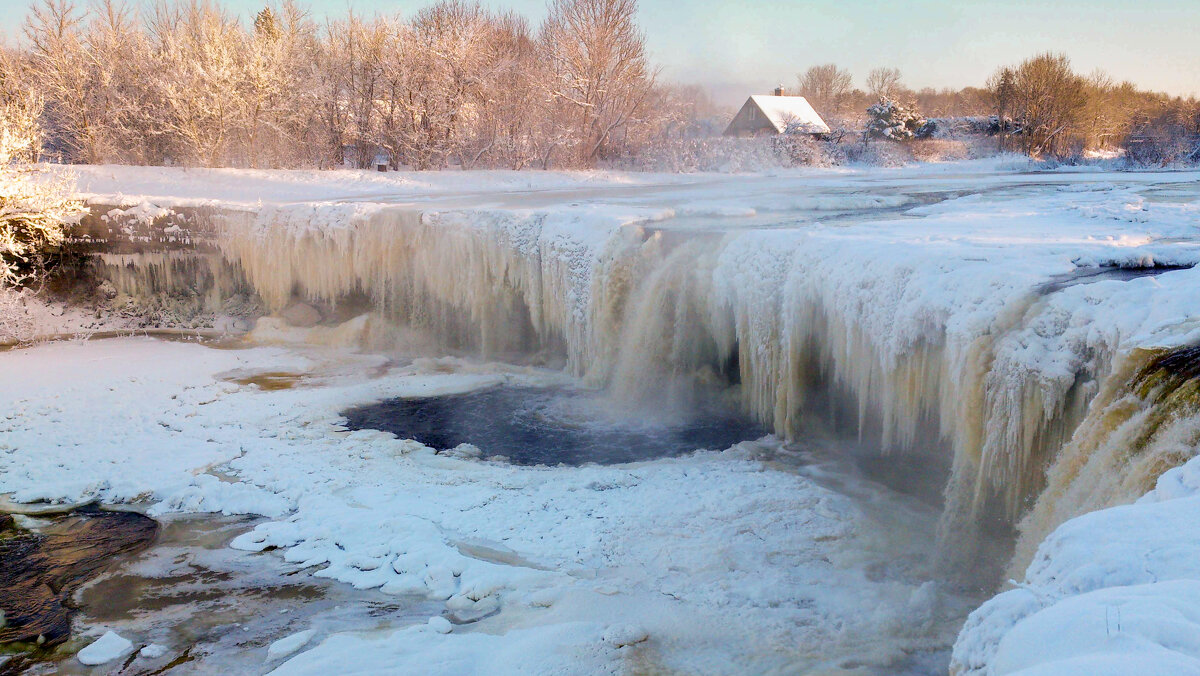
[2,0,1197,170]
[988,53,1200,162]
[795,64,990,121]
[0,0,703,169]
[795,56,1200,162]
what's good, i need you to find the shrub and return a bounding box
[866,98,927,141]
[610,134,844,173]
[908,139,970,162]
[1124,103,1200,167]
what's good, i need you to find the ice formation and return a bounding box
[83,167,1200,574]
[14,161,1200,672]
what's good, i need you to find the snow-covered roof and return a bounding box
[748,95,830,134]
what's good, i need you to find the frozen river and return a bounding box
[3,158,1200,674]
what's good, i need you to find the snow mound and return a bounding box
[953,455,1200,674]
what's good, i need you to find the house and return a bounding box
[723,87,830,137]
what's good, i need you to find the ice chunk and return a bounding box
[267,630,316,660]
[139,644,168,659]
[77,631,133,665]
[602,624,648,648]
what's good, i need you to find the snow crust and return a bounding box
[139,643,168,659]
[267,629,316,660]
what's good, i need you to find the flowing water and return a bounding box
[53,515,437,675]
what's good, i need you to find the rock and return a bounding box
[96,280,118,300]
[280,303,321,328]
[441,443,482,460]
[602,624,648,648]
[445,594,499,623]
[0,510,157,647]
[77,631,133,665]
[0,514,13,531]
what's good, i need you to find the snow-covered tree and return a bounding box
[540,0,656,165]
[0,93,85,288]
[866,98,928,141]
[10,0,684,170]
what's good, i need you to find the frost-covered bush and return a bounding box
[611,135,844,173]
[1124,105,1200,167]
[0,96,85,288]
[866,98,928,141]
[842,138,909,167]
[908,139,970,162]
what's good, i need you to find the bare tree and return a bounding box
[866,67,904,101]
[23,0,92,162]
[993,53,1088,157]
[540,0,655,165]
[796,64,853,118]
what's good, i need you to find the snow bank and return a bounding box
[267,629,316,660]
[269,621,621,676]
[59,164,694,210]
[952,457,1200,674]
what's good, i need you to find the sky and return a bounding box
[3,0,1197,107]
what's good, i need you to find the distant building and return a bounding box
[723,86,830,137]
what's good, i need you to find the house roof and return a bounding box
[747,95,830,134]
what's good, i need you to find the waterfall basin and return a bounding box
[341,385,769,466]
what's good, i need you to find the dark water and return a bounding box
[1038,263,1192,294]
[0,507,157,671]
[342,386,768,466]
[56,515,438,675]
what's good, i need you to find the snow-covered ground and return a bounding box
[4,158,1200,674]
[0,337,971,674]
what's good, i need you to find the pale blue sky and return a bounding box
[3,0,1197,105]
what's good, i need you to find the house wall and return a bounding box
[723,101,776,137]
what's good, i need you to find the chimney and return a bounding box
[774,85,785,97]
